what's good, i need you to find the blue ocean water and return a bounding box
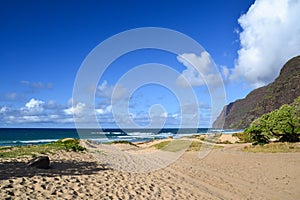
[0,128,243,146]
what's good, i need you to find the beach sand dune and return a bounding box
[1,143,299,199]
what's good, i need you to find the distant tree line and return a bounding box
[245,96,300,145]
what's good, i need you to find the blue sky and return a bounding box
[1,0,299,128]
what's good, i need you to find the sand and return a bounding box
[217,134,240,143]
[1,140,300,200]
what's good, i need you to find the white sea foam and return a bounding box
[16,139,59,144]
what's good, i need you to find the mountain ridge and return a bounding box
[213,55,300,129]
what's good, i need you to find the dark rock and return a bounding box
[213,55,300,129]
[27,156,50,169]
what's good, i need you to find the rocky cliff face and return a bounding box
[213,55,300,129]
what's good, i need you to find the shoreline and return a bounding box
[0,130,244,147]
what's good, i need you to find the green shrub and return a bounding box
[55,138,86,152]
[245,96,300,144]
[232,132,253,143]
[0,138,85,158]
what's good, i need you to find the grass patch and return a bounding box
[109,140,138,147]
[151,140,170,149]
[0,138,85,159]
[151,140,223,152]
[151,140,192,152]
[187,140,202,151]
[243,142,300,153]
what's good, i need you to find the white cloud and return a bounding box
[22,115,41,122]
[67,98,74,106]
[160,112,168,118]
[231,0,300,88]
[0,106,8,114]
[176,51,223,87]
[64,102,86,115]
[98,80,108,91]
[220,65,229,80]
[97,80,128,100]
[0,98,93,125]
[96,105,112,115]
[2,98,72,124]
[25,99,44,109]
[171,113,178,118]
[21,98,45,113]
[3,115,68,124]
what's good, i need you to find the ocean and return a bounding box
[0,128,243,146]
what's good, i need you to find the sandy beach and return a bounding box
[1,139,300,200]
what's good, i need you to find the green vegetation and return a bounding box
[243,142,300,153]
[151,140,192,152]
[217,140,232,144]
[187,140,203,151]
[0,138,85,159]
[244,96,300,145]
[151,139,223,152]
[151,140,171,149]
[232,132,252,143]
[109,140,138,147]
[55,138,86,152]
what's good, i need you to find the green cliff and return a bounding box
[213,55,300,129]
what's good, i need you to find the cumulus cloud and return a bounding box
[25,99,44,109]
[0,98,100,125]
[176,51,223,87]
[231,0,300,87]
[0,96,116,126]
[64,102,86,115]
[21,98,45,114]
[0,98,70,124]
